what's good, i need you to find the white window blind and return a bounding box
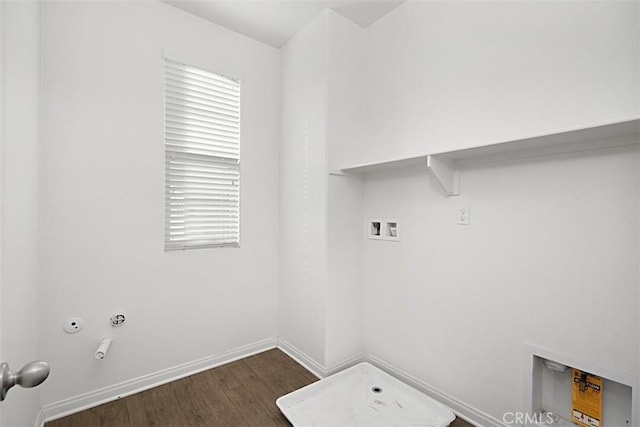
[164,57,240,250]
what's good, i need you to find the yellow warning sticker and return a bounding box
[571,369,603,427]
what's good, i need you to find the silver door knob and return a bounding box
[0,361,50,401]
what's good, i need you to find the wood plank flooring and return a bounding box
[46,349,474,427]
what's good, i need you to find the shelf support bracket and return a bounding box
[426,155,460,196]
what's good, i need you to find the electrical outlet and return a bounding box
[457,207,470,225]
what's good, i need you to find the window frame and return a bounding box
[163,49,242,251]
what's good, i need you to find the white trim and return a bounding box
[324,353,366,377]
[276,338,325,378]
[275,338,365,379]
[366,354,506,427]
[33,408,45,427]
[40,337,277,425]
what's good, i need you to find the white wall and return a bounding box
[346,1,640,168]
[0,1,43,425]
[362,143,639,422]
[280,10,365,372]
[39,0,280,405]
[327,173,363,369]
[351,2,640,422]
[279,11,329,367]
[327,11,364,172]
[3,0,634,423]
[326,12,364,369]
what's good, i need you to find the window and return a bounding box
[164,55,240,250]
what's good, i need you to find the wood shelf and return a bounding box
[339,117,640,196]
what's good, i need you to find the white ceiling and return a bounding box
[161,0,406,48]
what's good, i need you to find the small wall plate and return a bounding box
[110,312,126,327]
[63,317,83,334]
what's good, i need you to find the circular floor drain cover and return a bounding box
[371,386,383,393]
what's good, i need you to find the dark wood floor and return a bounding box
[46,349,474,427]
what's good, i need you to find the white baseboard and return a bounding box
[276,338,326,378]
[33,408,45,427]
[39,337,277,426]
[276,338,364,378]
[366,354,506,427]
[324,353,365,377]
